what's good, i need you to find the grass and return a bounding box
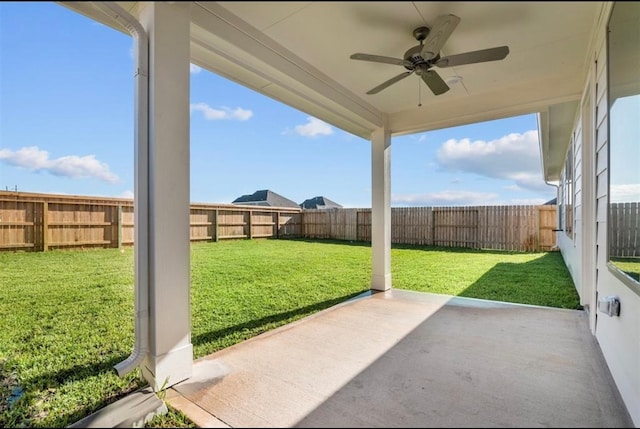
[145,405,196,428]
[0,238,580,427]
[392,244,581,308]
[188,239,370,358]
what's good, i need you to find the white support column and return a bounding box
[139,2,192,390]
[371,127,392,291]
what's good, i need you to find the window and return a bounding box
[558,138,574,239]
[558,172,565,232]
[607,1,640,286]
[564,139,574,239]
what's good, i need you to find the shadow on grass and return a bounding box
[278,237,372,248]
[458,252,582,309]
[52,383,144,429]
[21,354,131,389]
[391,242,552,256]
[192,291,368,348]
[281,237,554,257]
[6,353,145,429]
[46,293,368,426]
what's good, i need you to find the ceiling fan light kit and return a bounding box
[446,75,463,86]
[350,14,509,97]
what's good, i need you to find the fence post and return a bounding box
[208,207,214,242]
[535,206,541,252]
[248,210,253,239]
[431,208,436,246]
[116,205,122,249]
[276,211,280,238]
[42,201,49,252]
[214,209,219,242]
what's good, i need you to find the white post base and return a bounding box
[142,343,194,391]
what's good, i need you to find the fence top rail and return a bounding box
[0,192,303,212]
[0,191,134,205]
[0,198,47,204]
[424,205,541,209]
[302,208,370,211]
[191,203,302,213]
[1,191,557,213]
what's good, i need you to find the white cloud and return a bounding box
[406,134,428,143]
[392,190,500,207]
[293,117,333,137]
[119,190,134,199]
[190,102,253,121]
[435,130,551,193]
[0,146,119,183]
[509,197,549,205]
[392,191,551,207]
[610,183,640,203]
[190,64,202,74]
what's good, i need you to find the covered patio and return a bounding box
[55,1,636,427]
[167,289,632,427]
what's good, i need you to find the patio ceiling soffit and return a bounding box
[59,1,387,140]
[190,2,387,139]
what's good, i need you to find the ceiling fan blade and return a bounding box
[367,70,414,95]
[421,14,461,60]
[350,53,412,67]
[421,69,450,95]
[436,46,510,68]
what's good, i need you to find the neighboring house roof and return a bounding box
[299,196,343,209]
[232,189,299,208]
[544,197,557,205]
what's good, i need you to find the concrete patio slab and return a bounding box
[168,290,633,428]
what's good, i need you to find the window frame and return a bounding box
[606,1,640,292]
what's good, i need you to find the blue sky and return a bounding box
[0,2,556,208]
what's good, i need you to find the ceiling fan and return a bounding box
[350,14,509,96]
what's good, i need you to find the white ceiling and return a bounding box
[60,1,605,180]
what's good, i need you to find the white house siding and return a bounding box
[558,4,640,424]
[559,122,582,298]
[574,118,584,297]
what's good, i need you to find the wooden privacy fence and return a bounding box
[0,192,302,252]
[303,205,558,252]
[1,191,558,252]
[609,202,640,257]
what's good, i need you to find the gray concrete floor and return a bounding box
[167,289,633,428]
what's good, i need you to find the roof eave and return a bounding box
[538,100,580,184]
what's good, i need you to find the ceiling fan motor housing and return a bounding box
[403,46,440,71]
[403,26,437,71]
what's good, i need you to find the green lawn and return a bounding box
[0,239,580,428]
